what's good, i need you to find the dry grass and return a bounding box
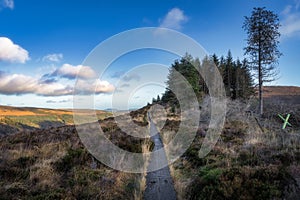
[134,141,152,200]
[0,105,113,135]
[155,95,300,199]
[263,86,300,97]
[0,106,72,116]
[0,107,152,199]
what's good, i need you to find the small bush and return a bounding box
[55,148,88,172]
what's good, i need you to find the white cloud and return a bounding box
[0,72,114,96]
[43,53,63,62]
[75,79,115,94]
[0,0,14,10]
[0,73,72,96]
[280,3,300,38]
[0,37,29,63]
[54,64,98,80]
[159,8,188,30]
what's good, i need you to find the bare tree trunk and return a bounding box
[258,30,264,117]
[259,68,263,117]
[258,43,263,117]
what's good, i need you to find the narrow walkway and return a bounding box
[143,116,177,200]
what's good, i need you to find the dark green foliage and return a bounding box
[214,51,254,99]
[55,148,88,172]
[187,166,293,200]
[184,146,206,166]
[161,52,254,107]
[243,7,281,80]
[162,54,201,105]
[156,95,161,102]
[237,150,259,166]
[187,167,224,200]
[0,156,35,181]
[14,156,36,167]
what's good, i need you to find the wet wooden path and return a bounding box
[143,116,177,200]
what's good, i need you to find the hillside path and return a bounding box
[143,115,177,200]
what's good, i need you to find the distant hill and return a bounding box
[263,86,300,97]
[261,86,300,105]
[0,105,112,135]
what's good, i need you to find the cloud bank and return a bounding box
[0,72,73,96]
[0,63,114,96]
[43,64,97,80]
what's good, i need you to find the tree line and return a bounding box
[154,51,254,106]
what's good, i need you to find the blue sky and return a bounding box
[0,0,300,109]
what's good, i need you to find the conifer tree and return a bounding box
[243,7,281,116]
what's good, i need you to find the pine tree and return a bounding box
[225,51,234,97]
[213,52,253,99]
[163,54,201,106]
[161,52,254,106]
[157,95,160,102]
[243,7,281,116]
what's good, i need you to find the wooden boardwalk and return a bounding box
[144,117,177,200]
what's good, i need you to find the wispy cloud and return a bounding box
[46,100,57,103]
[0,0,14,10]
[43,53,63,62]
[280,1,300,39]
[0,37,29,63]
[282,5,293,15]
[119,83,130,88]
[111,71,126,78]
[111,71,141,82]
[159,8,188,30]
[46,99,71,103]
[122,74,140,82]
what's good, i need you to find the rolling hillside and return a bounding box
[0,105,112,135]
[263,86,300,97]
[263,86,300,105]
[0,105,152,199]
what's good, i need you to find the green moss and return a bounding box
[199,167,223,184]
[188,167,224,200]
